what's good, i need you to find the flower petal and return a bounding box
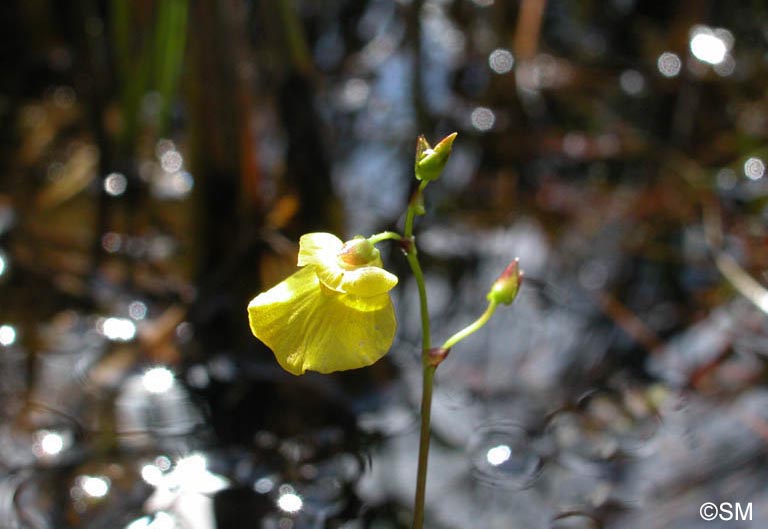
[297,233,342,266]
[340,266,398,297]
[248,267,396,375]
[297,233,345,291]
[302,293,395,374]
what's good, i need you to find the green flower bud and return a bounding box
[487,258,523,305]
[415,132,457,182]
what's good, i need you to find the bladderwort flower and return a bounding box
[246,134,523,529]
[247,233,398,375]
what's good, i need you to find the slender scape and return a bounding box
[402,181,433,529]
[246,132,520,527]
[370,133,522,529]
[366,181,439,529]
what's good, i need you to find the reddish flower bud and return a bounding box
[487,258,523,305]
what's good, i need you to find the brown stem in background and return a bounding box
[407,0,427,133]
[596,292,662,353]
[703,199,768,315]
[513,0,547,61]
[671,153,768,316]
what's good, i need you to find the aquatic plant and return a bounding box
[247,133,522,528]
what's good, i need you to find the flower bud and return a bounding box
[487,258,523,305]
[415,132,457,182]
[338,236,380,267]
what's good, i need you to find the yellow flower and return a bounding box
[248,233,398,375]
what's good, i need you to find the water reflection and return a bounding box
[152,170,194,200]
[115,370,204,442]
[100,317,136,342]
[125,512,177,529]
[470,106,496,131]
[713,55,736,77]
[467,422,543,489]
[689,25,732,66]
[254,477,275,494]
[142,367,175,394]
[5,1,768,527]
[104,172,128,196]
[717,168,738,190]
[276,490,303,514]
[160,150,183,173]
[34,430,67,458]
[129,301,148,320]
[0,324,16,346]
[656,52,681,78]
[141,463,165,486]
[338,78,370,110]
[743,157,765,180]
[485,444,512,466]
[170,454,228,493]
[488,49,514,74]
[140,454,227,529]
[101,231,123,253]
[77,475,110,498]
[619,70,645,96]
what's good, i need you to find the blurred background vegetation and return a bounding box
[1,0,768,528]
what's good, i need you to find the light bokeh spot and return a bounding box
[40,431,64,455]
[471,107,496,131]
[657,52,682,78]
[81,476,110,498]
[0,324,17,346]
[277,492,303,513]
[486,444,512,466]
[744,157,765,180]
[104,173,128,196]
[142,367,175,394]
[102,317,136,341]
[488,48,514,74]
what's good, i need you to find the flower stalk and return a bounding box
[367,231,403,245]
[403,134,521,529]
[441,300,498,351]
[245,132,523,529]
[402,178,433,529]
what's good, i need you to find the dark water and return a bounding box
[1,1,768,528]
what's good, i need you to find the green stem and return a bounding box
[412,364,434,529]
[404,181,432,529]
[368,231,403,244]
[441,300,498,350]
[405,180,428,240]
[406,251,431,355]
